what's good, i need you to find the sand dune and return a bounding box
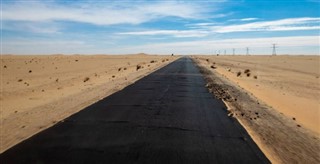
[0,54,178,153]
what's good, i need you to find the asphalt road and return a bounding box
[0,57,270,164]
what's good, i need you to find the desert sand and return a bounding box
[196,55,319,133]
[0,54,178,153]
[193,55,320,163]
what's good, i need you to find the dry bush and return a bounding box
[237,71,241,77]
[244,69,250,74]
[136,65,142,70]
[210,65,217,69]
[83,77,90,82]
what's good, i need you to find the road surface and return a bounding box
[0,57,270,163]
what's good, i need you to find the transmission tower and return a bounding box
[272,44,278,55]
[246,47,249,55]
[224,50,226,55]
[233,48,235,55]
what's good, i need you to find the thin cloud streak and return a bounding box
[2,21,62,34]
[121,36,319,55]
[2,1,210,25]
[228,18,259,22]
[2,36,318,55]
[240,18,259,21]
[212,17,320,33]
[118,30,209,38]
[120,17,320,38]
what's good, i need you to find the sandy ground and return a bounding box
[0,54,178,153]
[196,55,319,133]
[193,55,320,163]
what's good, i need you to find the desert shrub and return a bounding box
[210,65,216,69]
[136,65,142,70]
[237,71,241,77]
[244,69,250,74]
[83,77,90,82]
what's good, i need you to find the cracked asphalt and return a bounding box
[0,57,270,164]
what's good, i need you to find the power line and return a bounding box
[272,43,278,55]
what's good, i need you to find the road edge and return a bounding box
[192,57,320,164]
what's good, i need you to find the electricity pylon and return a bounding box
[272,44,278,55]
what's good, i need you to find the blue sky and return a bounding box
[1,0,319,55]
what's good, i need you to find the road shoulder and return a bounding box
[193,57,320,164]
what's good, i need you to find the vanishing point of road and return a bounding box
[0,57,270,163]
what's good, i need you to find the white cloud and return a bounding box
[118,17,320,38]
[228,18,259,22]
[118,30,209,38]
[212,17,320,33]
[2,21,61,34]
[119,36,320,55]
[2,39,89,54]
[2,1,209,25]
[2,36,319,55]
[240,18,259,21]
